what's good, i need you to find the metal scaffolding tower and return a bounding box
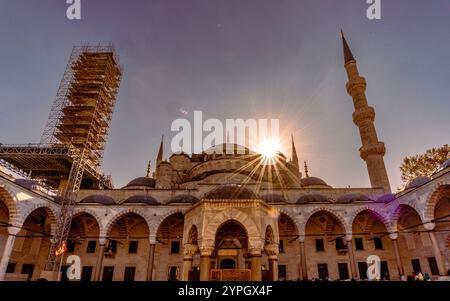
[0,45,122,275]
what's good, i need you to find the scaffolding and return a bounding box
[0,45,122,274]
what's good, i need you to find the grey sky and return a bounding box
[0,0,449,190]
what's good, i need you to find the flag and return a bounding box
[55,241,68,256]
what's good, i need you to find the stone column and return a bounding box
[250,253,262,281]
[93,238,106,281]
[265,243,279,281]
[199,246,213,281]
[146,241,156,281]
[182,243,198,281]
[299,236,307,280]
[346,235,357,279]
[424,223,445,276]
[0,227,20,281]
[389,233,404,276]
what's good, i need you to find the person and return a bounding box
[400,274,407,281]
[424,273,431,281]
[417,272,424,281]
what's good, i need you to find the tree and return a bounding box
[400,144,449,184]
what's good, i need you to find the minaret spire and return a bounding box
[341,32,391,193]
[291,134,299,167]
[146,160,151,177]
[156,135,164,165]
[341,30,355,64]
[304,161,309,178]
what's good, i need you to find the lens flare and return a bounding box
[258,138,281,159]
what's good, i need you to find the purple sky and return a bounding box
[0,0,449,190]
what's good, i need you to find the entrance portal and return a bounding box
[212,220,251,280]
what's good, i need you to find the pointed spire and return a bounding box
[340,30,355,64]
[156,135,164,165]
[146,160,151,177]
[304,161,309,178]
[291,134,299,167]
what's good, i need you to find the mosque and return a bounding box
[0,34,449,282]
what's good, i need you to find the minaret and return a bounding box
[291,134,299,168]
[341,31,391,193]
[156,135,164,166]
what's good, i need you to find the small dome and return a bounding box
[204,184,258,199]
[170,152,190,159]
[124,177,155,188]
[439,158,450,170]
[301,177,330,188]
[296,194,329,204]
[79,194,116,205]
[336,193,372,204]
[260,194,287,203]
[166,194,199,204]
[376,193,396,203]
[406,176,431,189]
[123,195,159,205]
[14,179,38,190]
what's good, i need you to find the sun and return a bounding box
[258,138,281,159]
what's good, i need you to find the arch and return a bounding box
[203,208,259,244]
[350,207,391,232]
[265,225,275,244]
[154,208,186,234]
[424,181,450,222]
[390,203,424,232]
[0,183,20,224]
[72,209,103,234]
[277,208,301,233]
[19,203,58,228]
[301,207,349,235]
[104,208,150,236]
[187,224,198,244]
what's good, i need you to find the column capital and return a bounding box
[7,226,20,236]
[345,233,353,242]
[423,222,435,231]
[248,236,264,250]
[298,235,306,243]
[149,234,157,245]
[389,232,398,240]
[98,237,108,245]
[264,243,279,259]
[199,246,214,257]
[183,243,198,258]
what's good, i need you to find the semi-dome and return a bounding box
[336,193,372,204]
[170,152,190,159]
[122,195,159,205]
[300,177,330,188]
[124,177,155,188]
[14,179,38,190]
[79,194,116,205]
[296,194,329,204]
[405,176,431,189]
[260,193,287,203]
[204,184,259,199]
[376,193,396,203]
[166,194,200,204]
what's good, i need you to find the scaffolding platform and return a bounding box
[0,143,113,189]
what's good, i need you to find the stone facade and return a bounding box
[0,160,449,281]
[0,34,448,282]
